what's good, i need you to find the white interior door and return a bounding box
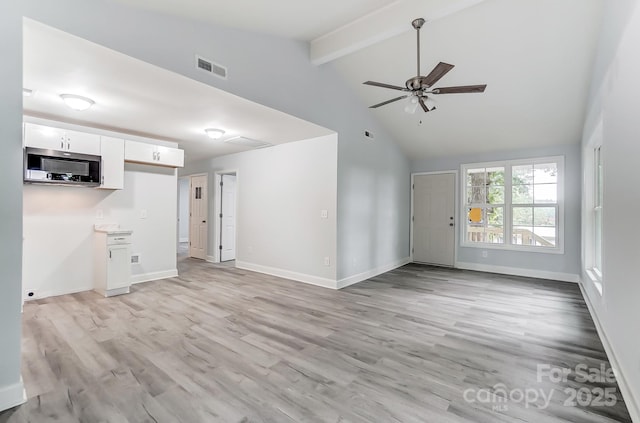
[220,174,236,262]
[413,173,455,266]
[189,174,208,260]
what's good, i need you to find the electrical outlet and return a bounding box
[320,210,328,219]
[96,209,104,219]
[323,257,330,267]
[140,209,148,219]
[481,250,488,258]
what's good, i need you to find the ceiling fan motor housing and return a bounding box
[406,76,430,91]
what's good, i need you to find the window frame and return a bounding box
[460,156,565,254]
[592,145,603,282]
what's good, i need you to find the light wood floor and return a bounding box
[0,258,632,422]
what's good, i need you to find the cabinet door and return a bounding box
[124,140,155,164]
[24,123,66,150]
[100,137,125,190]
[156,145,184,167]
[107,245,131,290]
[65,130,101,155]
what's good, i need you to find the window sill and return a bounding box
[460,242,564,254]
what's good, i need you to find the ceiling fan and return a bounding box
[364,18,486,113]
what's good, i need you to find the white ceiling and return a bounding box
[24,0,605,163]
[22,20,334,164]
[332,0,604,158]
[111,0,397,41]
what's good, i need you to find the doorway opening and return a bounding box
[177,176,190,256]
[214,171,238,263]
[411,171,457,267]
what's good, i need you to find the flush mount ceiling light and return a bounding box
[23,88,33,97]
[60,94,95,111]
[204,128,225,139]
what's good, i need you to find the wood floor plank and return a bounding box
[0,256,632,423]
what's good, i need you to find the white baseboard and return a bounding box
[24,285,92,301]
[337,257,411,289]
[579,282,640,423]
[0,378,26,412]
[130,269,178,285]
[455,261,579,283]
[206,255,217,263]
[235,261,337,289]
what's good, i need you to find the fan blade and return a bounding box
[418,97,430,113]
[369,95,409,108]
[423,62,455,87]
[433,85,487,94]
[363,81,407,91]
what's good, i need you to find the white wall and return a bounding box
[183,135,338,287]
[23,162,178,299]
[178,177,189,243]
[580,1,640,420]
[411,143,582,281]
[0,1,26,412]
[21,0,412,285]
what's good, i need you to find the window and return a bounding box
[462,157,563,252]
[593,146,603,277]
[465,166,505,244]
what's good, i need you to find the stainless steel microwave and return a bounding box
[24,147,101,187]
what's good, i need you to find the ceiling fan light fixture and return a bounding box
[60,94,95,111]
[404,97,419,114]
[205,128,225,139]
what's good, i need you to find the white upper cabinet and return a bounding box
[99,137,125,190]
[65,130,101,155]
[124,140,184,168]
[24,123,66,151]
[24,123,100,155]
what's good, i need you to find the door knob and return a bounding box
[202,220,206,223]
[449,223,454,227]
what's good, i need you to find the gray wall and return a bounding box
[412,143,581,276]
[21,0,411,282]
[579,0,640,418]
[182,135,339,284]
[0,0,25,410]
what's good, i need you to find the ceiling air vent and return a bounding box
[224,137,272,149]
[196,55,227,79]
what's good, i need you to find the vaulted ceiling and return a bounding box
[24,0,604,161]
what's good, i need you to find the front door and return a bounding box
[220,174,237,262]
[413,173,456,266]
[189,174,208,260]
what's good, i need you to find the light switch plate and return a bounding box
[140,209,148,219]
[96,209,104,219]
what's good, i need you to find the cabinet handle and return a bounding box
[109,250,112,259]
[60,140,64,149]
[113,237,125,241]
